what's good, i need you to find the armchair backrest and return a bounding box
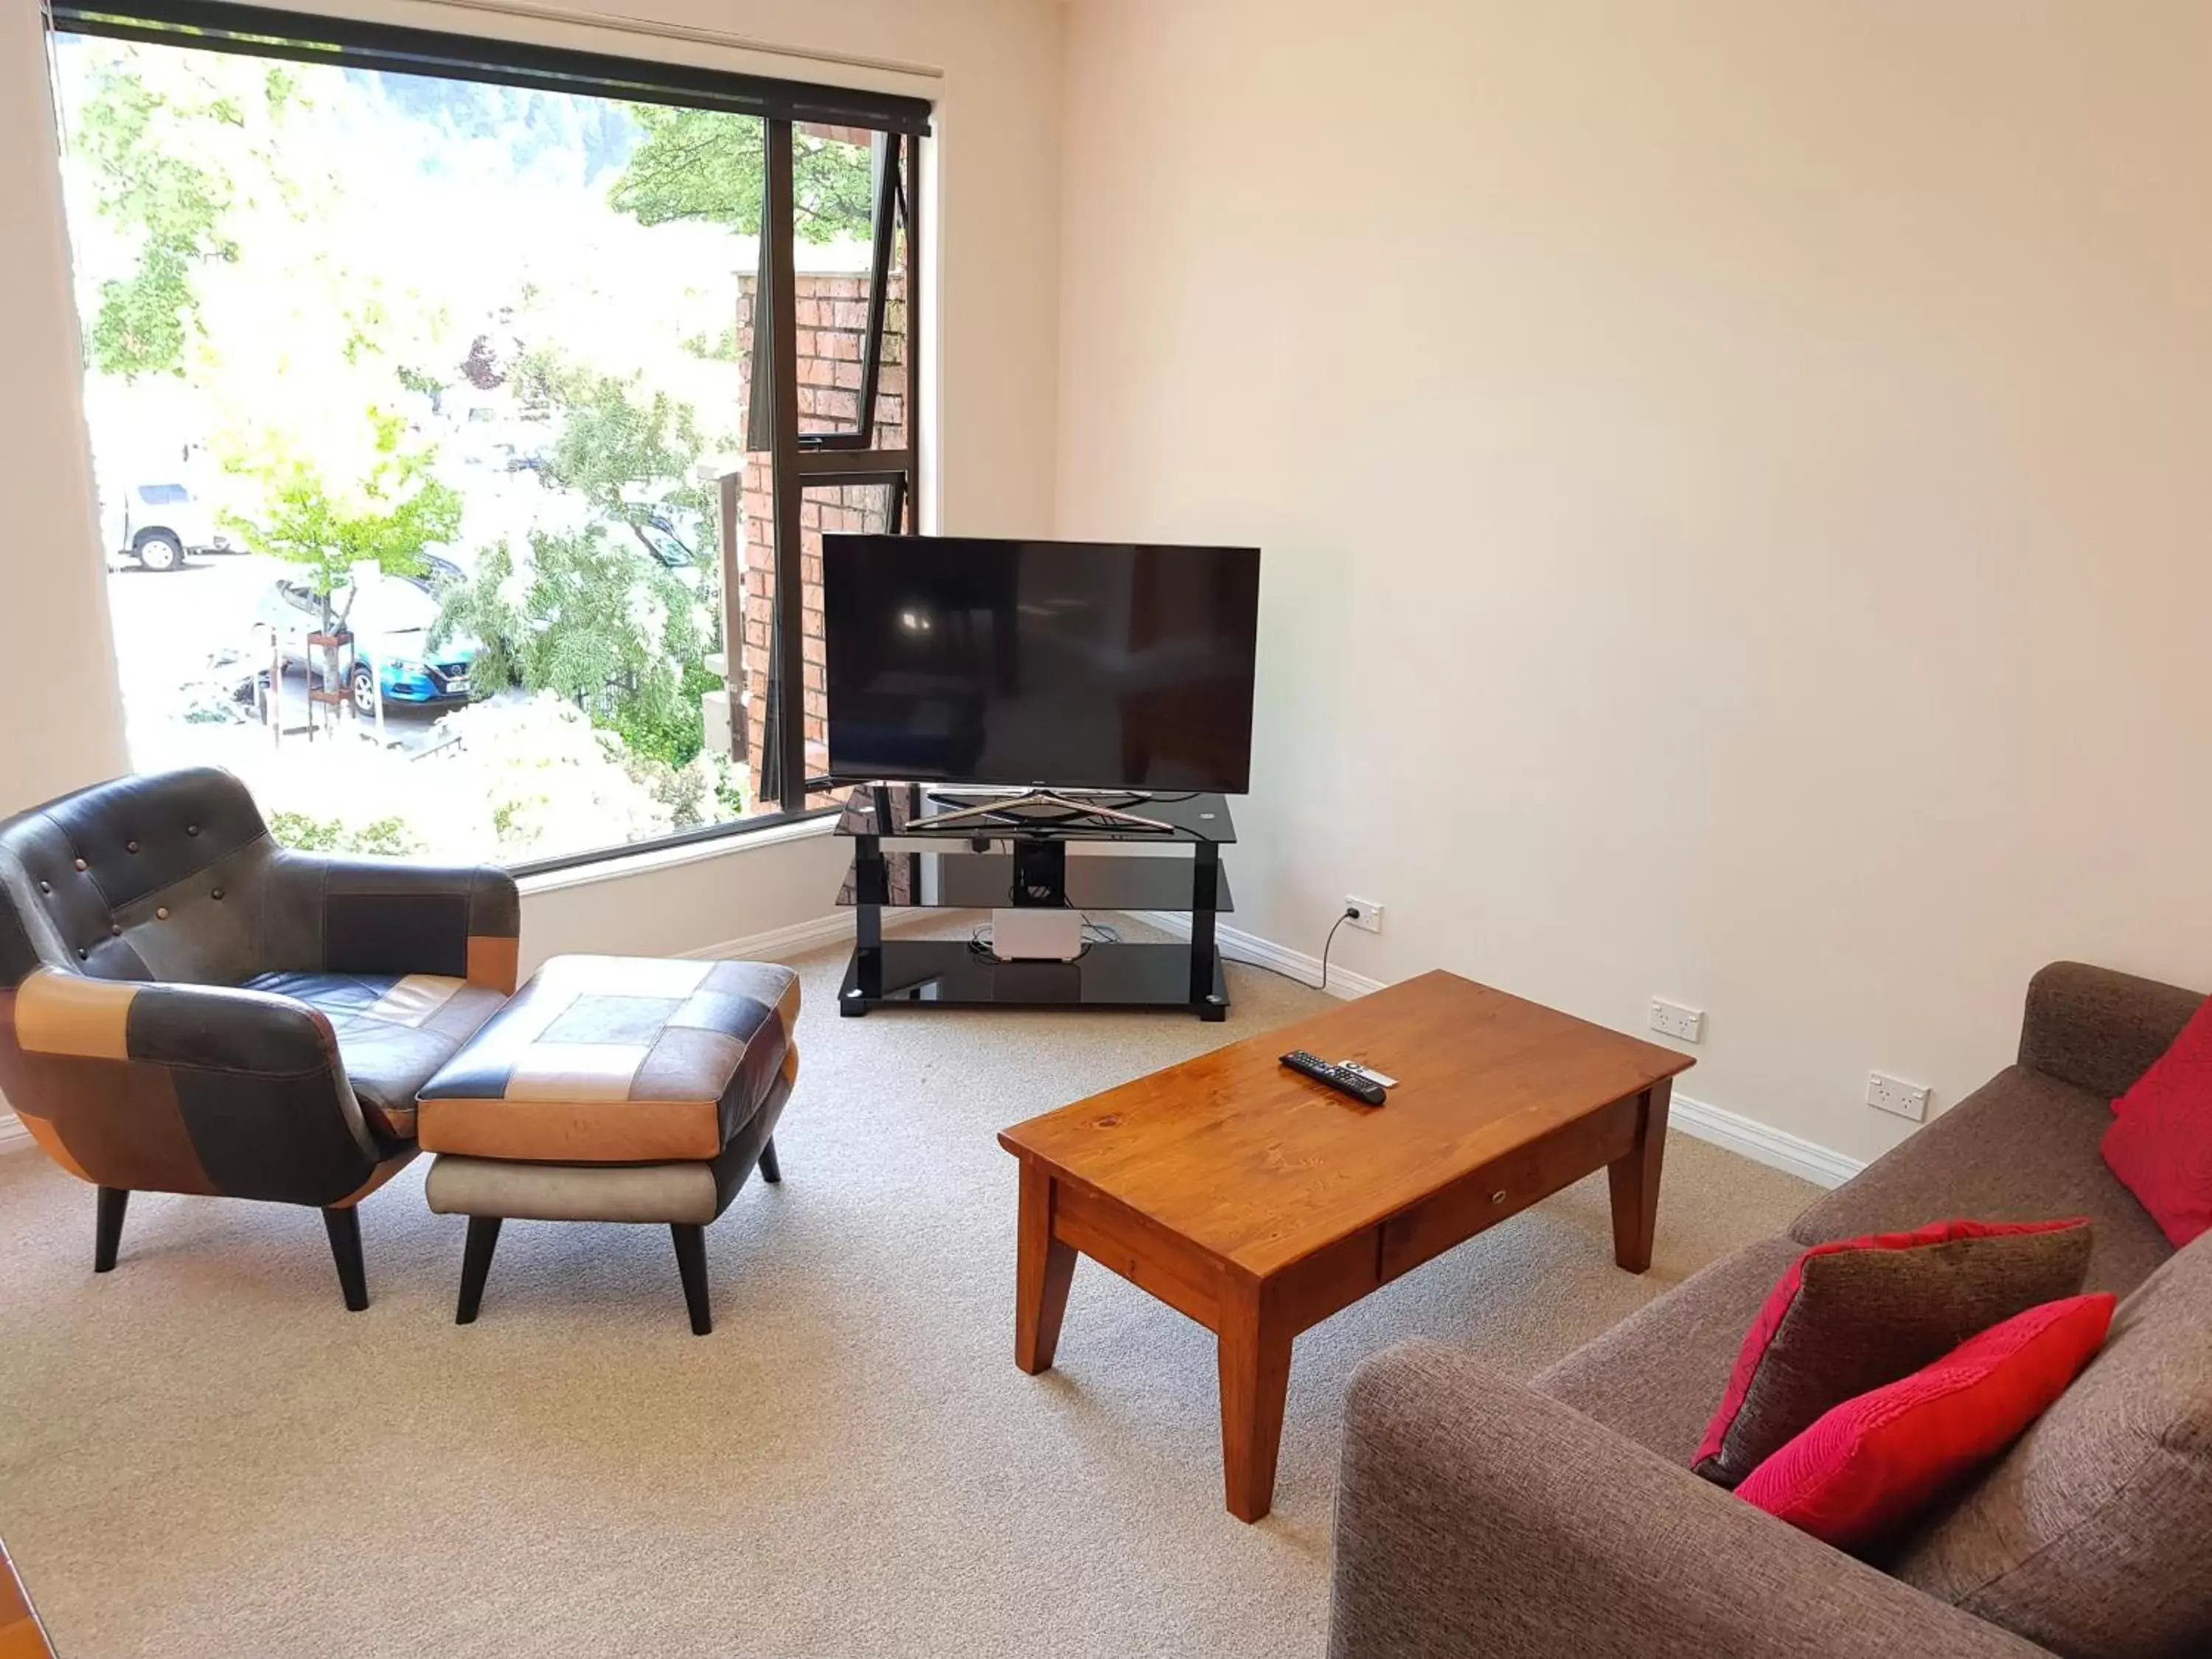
[0,766,278,990]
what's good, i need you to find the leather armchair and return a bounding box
[0,768,519,1308]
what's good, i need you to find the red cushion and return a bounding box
[1736,1293,2116,1551]
[1691,1217,2091,1486]
[2104,995,2212,1248]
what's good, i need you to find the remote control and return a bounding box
[1280,1049,1387,1105]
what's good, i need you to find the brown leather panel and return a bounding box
[415,1094,723,1162]
[15,970,137,1060]
[781,1043,801,1086]
[16,1113,94,1183]
[466,935,520,995]
[20,1054,217,1194]
[327,1148,419,1208]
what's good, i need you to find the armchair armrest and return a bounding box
[11,969,386,1206]
[270,852,521,993]
[1328,1341,2051,1659]
[2016,961,2204,1102]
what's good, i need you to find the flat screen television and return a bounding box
[822,535,1261,793]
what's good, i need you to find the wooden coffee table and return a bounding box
[998,970,1695,1520]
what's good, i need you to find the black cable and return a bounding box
[1319,907,1356,994]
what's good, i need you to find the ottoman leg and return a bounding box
[757,1136,782,1185]
[671,1223,712,1336]
[456,1215,504,1325]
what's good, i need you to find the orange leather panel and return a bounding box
[465,935,521,995]
[14,970,138,1060]
[416,1095,724,1163]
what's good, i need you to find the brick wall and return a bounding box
[727,266,906,803]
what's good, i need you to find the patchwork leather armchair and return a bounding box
[0,768,518,1308]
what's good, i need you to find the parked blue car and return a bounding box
[256,573,478,717]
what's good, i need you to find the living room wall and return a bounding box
[1054,0,2212,1164]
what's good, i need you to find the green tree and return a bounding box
[224,409,462,627]
[72,59,241,378]
[607,108,874,242]
[513,352,717,537]
[435,527,709,766]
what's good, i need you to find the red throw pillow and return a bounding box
[2104,995,2212,1247]
[1692,1217,2093,1486]
[1736,1293,2115,1551]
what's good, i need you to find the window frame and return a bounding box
[49,0,931,877]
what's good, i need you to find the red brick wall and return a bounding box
[728,268,907,801]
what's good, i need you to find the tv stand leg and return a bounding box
[1191,844,1226,1020]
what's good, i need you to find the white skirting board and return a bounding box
[681,904,950,966]
[1129,909,1865,1191]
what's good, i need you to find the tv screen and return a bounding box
[823,535,1261,793]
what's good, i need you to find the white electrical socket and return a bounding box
[1649,998,1705,1043]
[1344,896,1383,933]
[1867,1071,1932,1121]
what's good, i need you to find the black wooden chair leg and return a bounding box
[671,1222,712,1335]
[94,1186,129,1273]
[321,1206,369,1312]
[757,1136,781,1185]
[456,1215,503,1325]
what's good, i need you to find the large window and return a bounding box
[46,0,925,871]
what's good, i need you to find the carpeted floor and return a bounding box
[0,926,1815,1658]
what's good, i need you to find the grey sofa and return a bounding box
[1328,962,2212,1658]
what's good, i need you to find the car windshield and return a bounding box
[136,483,189,504]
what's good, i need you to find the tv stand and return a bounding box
[916,788,1175,835]
[834,785,1234,1021]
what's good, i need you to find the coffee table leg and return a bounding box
[1607,1077,1672,1273]
[1015,1161,1077,1374]
[1217,1281,1293,1522]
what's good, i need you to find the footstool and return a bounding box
[414,953,799,1335]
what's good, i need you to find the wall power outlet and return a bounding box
[1867,1071,1932,1121]
[1649,998,1705,1043]
[1343,896,1383,933]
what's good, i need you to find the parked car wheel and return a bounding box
[134,531,185,573]
[350,663,380,718]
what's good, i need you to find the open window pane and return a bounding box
[52,30,803,867]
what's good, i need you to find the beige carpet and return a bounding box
[0,927,1815,1658]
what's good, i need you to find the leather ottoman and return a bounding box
[415,953,799,1334]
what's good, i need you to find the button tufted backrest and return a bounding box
[0,768,278,988]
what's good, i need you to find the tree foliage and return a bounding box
[72,60,244,378]
[434,528,708,766]
[223,409,462,625]
[513,351,717,533]
[607,108,875,242]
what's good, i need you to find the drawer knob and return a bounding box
[1491,1190,1509,1206]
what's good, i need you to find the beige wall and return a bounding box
[0,0,1063,961]
[1056,0,2212,1162]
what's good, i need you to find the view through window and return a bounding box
[48,15,919,869]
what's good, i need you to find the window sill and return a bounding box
[515,813,838,898]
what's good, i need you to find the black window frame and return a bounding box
[49,0,931,877]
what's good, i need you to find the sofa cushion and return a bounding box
[1534,1235,1805,1464]
[1694,1218,2093,1488]
[1790,1065,2172,1297]
[2101,994,2212,1248]
[1738,1293,2115,1553]
[1893,1232,2212,1658]
[246,969,506,1141]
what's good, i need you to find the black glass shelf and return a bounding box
[835,785,1237,844]
[837,850,1232,913]
[838,939,1228,1014]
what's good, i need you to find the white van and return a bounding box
[108,481,230,572]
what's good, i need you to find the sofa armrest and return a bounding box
[270,853,521,993]
[1328,1341,2051,1659]
[2017,961,2204,1102]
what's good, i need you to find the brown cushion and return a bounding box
[1892,1231,2212,1656]
[415,954,799,1163]
[1791,1065,2174,1297]
[1534,1236,1806,1464]
[1692,1218,2093,1488]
